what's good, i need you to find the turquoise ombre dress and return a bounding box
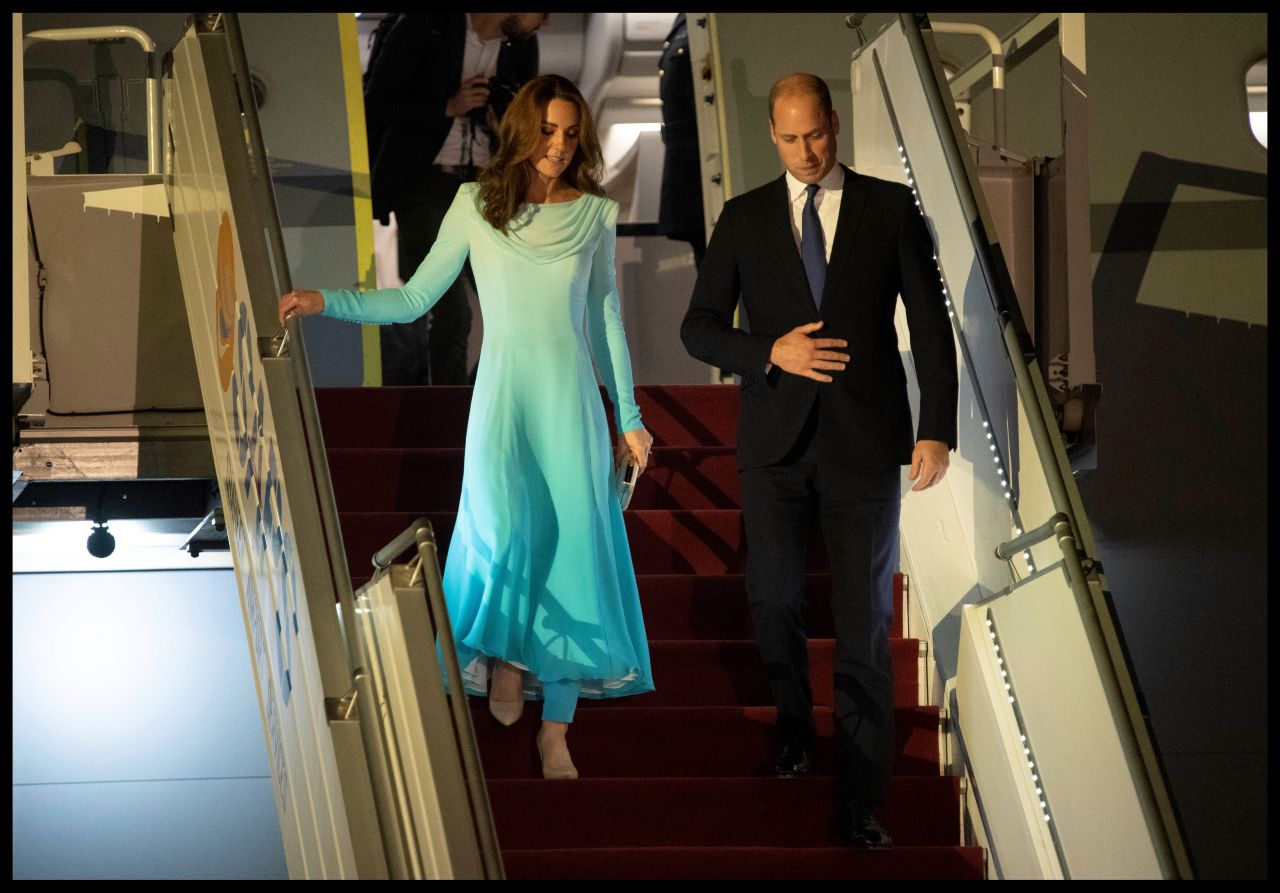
[320,183,653,704]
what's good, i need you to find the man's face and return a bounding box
[502,13,549,42]
[769,92,840,184]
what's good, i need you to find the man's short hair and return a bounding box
[768,73,833,122]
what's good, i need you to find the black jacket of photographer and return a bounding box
[363,13,540,225]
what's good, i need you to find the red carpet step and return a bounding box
[315,385,740,449]
[633,574,839,639]
[472,705,943,778]
[629,639,921,709]
[315,385,981,880]
[501,846,985,881]
[349,571,880,643]
[486,776,964,848]
[338,510,833,581]
[327,446,743,511]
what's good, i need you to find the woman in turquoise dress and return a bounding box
[279,75,654,779]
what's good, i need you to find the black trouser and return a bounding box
[381,169,474,386]
[740,399,901,806]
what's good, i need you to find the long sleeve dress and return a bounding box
[319,183,654,703]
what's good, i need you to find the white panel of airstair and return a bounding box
[850,15,1183,879]
[956,606,1062,879]
[166,21,377,879]
[961,572,1165,878]
[356,567,486,879]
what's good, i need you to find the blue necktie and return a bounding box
[801,183,826,310]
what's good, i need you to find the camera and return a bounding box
[470,76,520,125]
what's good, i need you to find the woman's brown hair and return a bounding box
[476,74,606,233]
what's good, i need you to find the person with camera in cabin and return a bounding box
[363,13,548,385]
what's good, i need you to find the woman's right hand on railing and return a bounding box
[278,289,325,327]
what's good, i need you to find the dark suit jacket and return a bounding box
[363,13,540,223]
[681,165,958,470]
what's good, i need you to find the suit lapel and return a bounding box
[821,165,869,308]
[766,175,818,314]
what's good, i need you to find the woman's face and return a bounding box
[531,98,581,182]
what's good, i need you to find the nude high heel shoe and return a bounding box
[536,725,579,780]
[488,661,525,727]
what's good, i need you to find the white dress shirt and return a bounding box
[433,13,503,169]
[762,165,846,374]
[784,164,845,262]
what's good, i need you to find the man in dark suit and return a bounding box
[680,73,957,847]
[363,13,546,385]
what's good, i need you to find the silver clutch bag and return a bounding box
[614,453,639,510]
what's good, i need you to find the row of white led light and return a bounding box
[898,143,1036,578]
[987,611,1053,826]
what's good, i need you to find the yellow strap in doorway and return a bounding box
[337,12,381,386]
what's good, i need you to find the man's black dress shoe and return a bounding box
[772,743,812,778]
[835,804,893,848]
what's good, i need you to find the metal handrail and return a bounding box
[23,26,160,175]
[366,518,504,878]
[994,512,1067,561]
[412,523,505,879]
[215,13,404,876]
[373,519,428,572]
[217,15,500,876]
[929,21,1006,149]
[899,13,1192,878]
